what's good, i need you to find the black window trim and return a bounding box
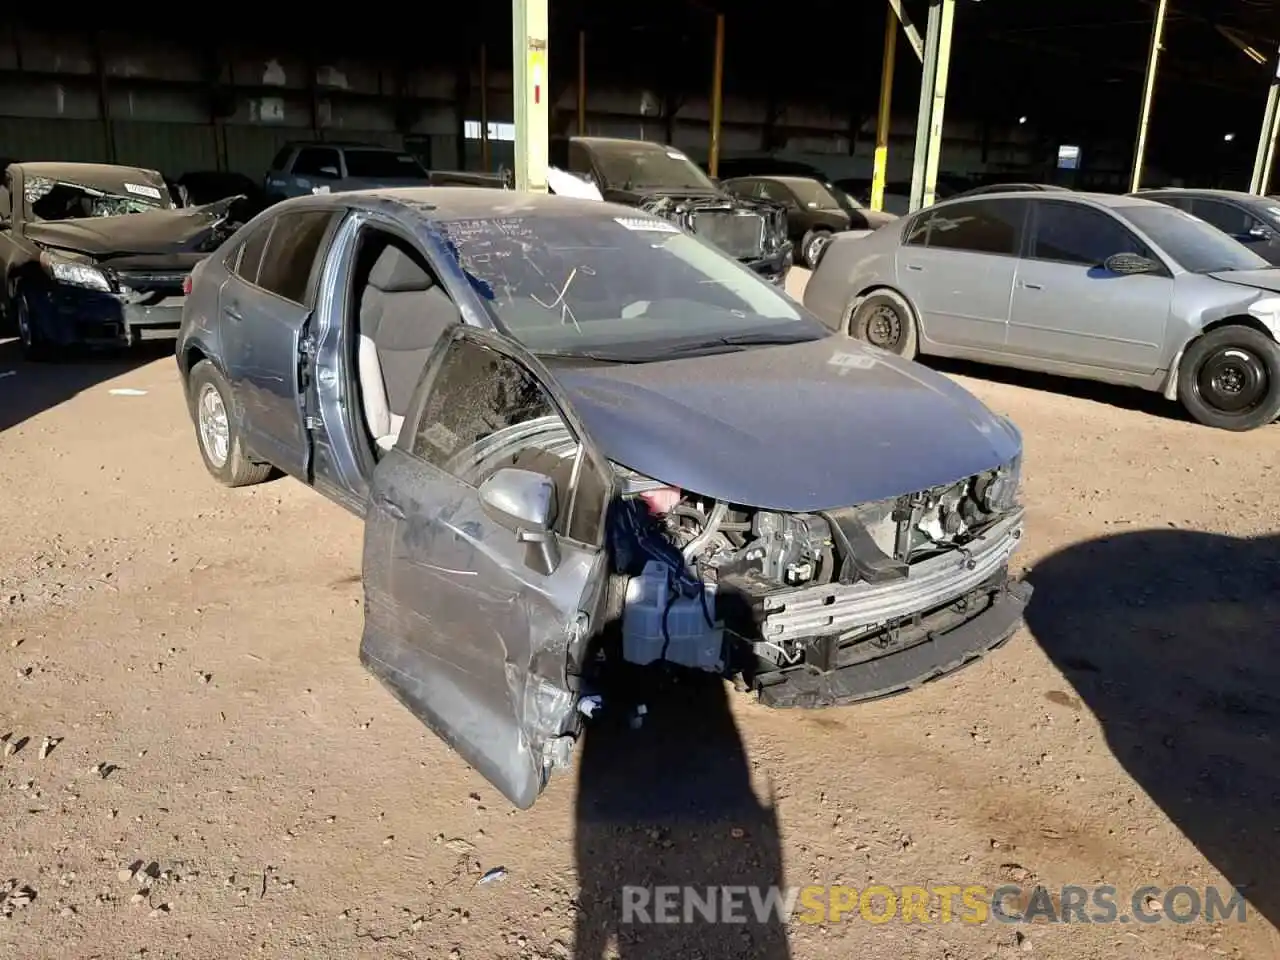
[398,331,610,550]
[1025,198,1173,276]
[234,208,341,308]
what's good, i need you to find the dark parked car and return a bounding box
[834,177,963,216]
[263,141,505,205]
[176,188,1030,808]
[723,175,898,268]
[550,136,792,285]
[177,170,269,223]
[0,161,241,358]
[712,156,832,181]
[1135,188,1280,266]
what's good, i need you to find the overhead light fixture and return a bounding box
[1224,132,1235,141]
[1018,116,1028,124]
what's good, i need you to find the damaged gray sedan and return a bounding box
[176,188,1031,808]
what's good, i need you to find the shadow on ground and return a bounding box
[1025,529,1280,927]
[925,356,1187,421]
[573,672,790,959]
[0,337,174,435]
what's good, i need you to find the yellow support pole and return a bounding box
[708,13,725,176]
[871,6,897,212]
[1130,0,1168,193]
[577,30,586,136]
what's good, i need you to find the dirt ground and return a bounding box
[2,268,1278,960]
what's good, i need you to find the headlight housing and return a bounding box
[40,252,111,292]
[975,454,1022,515]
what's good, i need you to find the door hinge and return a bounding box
[300,336,317,357]
[304,415,322,430]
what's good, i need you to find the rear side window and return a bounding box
[291,147,342,179]
[924,199,1025,255]
[256,210,334,304]
[1031,202,1150,266]
[269,147,294,172]
[232,222,272,284]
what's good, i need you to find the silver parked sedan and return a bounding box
[804,191,1280,431]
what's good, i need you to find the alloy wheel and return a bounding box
[197,382,231,469]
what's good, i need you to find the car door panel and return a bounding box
[361,327,612,809]
[897,199,1026,351]
[1007,200,1171,373]
[221,212,335,480]
[220,277,312,479]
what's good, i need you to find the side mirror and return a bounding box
[318,165,340,179]
[1245,224,1272,242]
[478,467,560,574]
[1103,252,1160,276]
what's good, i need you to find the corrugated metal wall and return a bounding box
[0,26,1051,181]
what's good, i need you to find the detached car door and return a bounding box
[360,327,614,809]
[220,208,337,480]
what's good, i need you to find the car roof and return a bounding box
[932,189,1156,210]
[292,186,642,221]
[13,160,164,181]
[1136,187,1264,203]
[283,141,396,150]
[570,136,675,150]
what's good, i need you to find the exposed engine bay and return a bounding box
[604,463,1025,693]
[638,193,791,283]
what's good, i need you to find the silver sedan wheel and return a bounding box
[197,382,230,469]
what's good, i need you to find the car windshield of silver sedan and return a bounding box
[435,210,828,358]
[25,175,172,222]
[1116,204,1270,274]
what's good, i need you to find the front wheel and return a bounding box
[849,290,919,360]
[14,287,56,362]
[1176,326,1280,432]
[187,360,273,486]
[800,229,832,269]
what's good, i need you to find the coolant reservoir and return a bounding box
[621,560,725,672]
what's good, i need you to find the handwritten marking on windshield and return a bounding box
[531,266,588,333]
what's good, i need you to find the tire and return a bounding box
[849,289,919,360]
[799,229,832,269]
[1176,325,1280,432]
[187,360,273,487]
[13,286,55,362]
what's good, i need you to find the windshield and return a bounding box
[24,173,173,222]
[590,142,716,192]
[343,149,429,180]
[435,209,828,356]
[1116,205,1270,273]
[830,184,865,210]
[784,178,844,211]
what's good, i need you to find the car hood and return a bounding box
[23,199,238,260]
[1207,268,1280,293]
[548,337,1021,512]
